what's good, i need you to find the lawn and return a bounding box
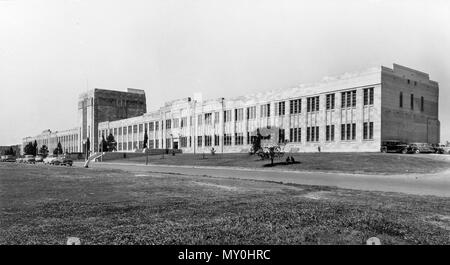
[0,163,449,245]
[106,152,450,175]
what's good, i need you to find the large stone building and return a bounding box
[22,64,440,155]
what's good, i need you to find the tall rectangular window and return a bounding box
[246,106,256,119]
[155,121,159,131]
[214,135,220,146]
[204,135,212,146]
[224,110,232,122]
[364,87,374,105]
[235,133,243,145]
[421,96,424,112]
[235,109,244,121]
[307,96,319,112]
[399,92,403,108]
[410,94,414,110]
[214,112,220,124]
[352,123,356,140]
[363,122,368,140]
[326,125,335,141]
[205,113,212,125]
[278,129,285,143]
[197,136,202,147]
[289,99,301,114]
[341,124,345,140]
[165,119,171,129]
[276,102,285,116]
[260,104,270,117]
[198,114,202,126]
[326,94,335,110]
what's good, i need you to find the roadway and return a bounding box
[74,161,450,197]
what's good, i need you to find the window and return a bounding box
[139,124,143,133]
[197,136,202,147]
[128,126,132,134]
[181,117,187,128]
[214,112,220,124]
[326,94,335,110]
[275,102,285,116]
[246,106,256,119]
[165,119,171,129]
[260,104,270,117]
[166,138,171,149]
[198,114,202,126]
[113,128,117,136]
[364,88,374,105]
[235,109,244,121]
[205,135,212,146]
[224,110,232,122]
[149,140,154,149]
[326,125,335,141]
[180,137,187,148]
[410,94,414,110]
[399,92,403,108]
[205,113,212,125]
[173,118,179,128]
[214,135,220,146]
[119,127,122,135]
[278,129,285,143]
[307,96,319,112]
[363,122,374,140]
[235,133,244,145]
[407,79,410,84]
[224,134,232,146]
[421,96,424,112]
[341,90,356,108]
[155,121,159,131]
[155,139,159,149]
[289,128,301,142]
[306,126,319,142]
[289,99,301,114]
[341,123,356,141]
[133,125,138,133]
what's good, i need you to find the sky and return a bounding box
[0,0,449,145]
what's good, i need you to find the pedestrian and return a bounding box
[318,146,321,152]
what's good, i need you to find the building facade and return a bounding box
[22,64,440,155]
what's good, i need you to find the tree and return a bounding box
[24,142,34,155]
[39,145,49,157]
[3,147,15,156]
[143,129,148,149]
[106,133,117,152]
[101,135,108,152]
[53,141,63,155]
[32,140,38,156]
[251,129,262,154]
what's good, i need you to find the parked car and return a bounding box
[35,155,44,163]
[380,140,411,154]
[55,155,73,166]
[0,155,15,162]
[43,155,58,165]
[22,155,36,164]
[16,157,23,163]
[408,143,435,154]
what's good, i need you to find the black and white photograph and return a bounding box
[0,0,449,258]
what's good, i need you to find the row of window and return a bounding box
[100,88,377,136]
[399,92,425,111]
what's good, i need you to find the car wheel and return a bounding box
[402,149,408,154]
[415,149,420,154]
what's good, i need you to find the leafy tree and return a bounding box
[39,145,49,157]
[143,129,148,149]
[32,140,38,156]
[106,133,117,152]
[251,129,262,154]
[3,147,16,156]
[53,142,63,155]
[24,142,34,155]
[100,135,108,152]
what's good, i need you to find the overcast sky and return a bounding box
[0,0,449,145]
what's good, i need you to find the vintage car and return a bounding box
[43,155,58,165]
[0,155,15,162]
[380,140,411,154]
[35,155,44,163]
[55,155,73,166]
[408,143,435,154]
[22,155,36,164]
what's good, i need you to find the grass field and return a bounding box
[107,152,450,175]
[1,163,449,245]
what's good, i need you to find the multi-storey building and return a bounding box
[22,64,440,155]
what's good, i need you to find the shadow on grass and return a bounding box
[263,161,302,167]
